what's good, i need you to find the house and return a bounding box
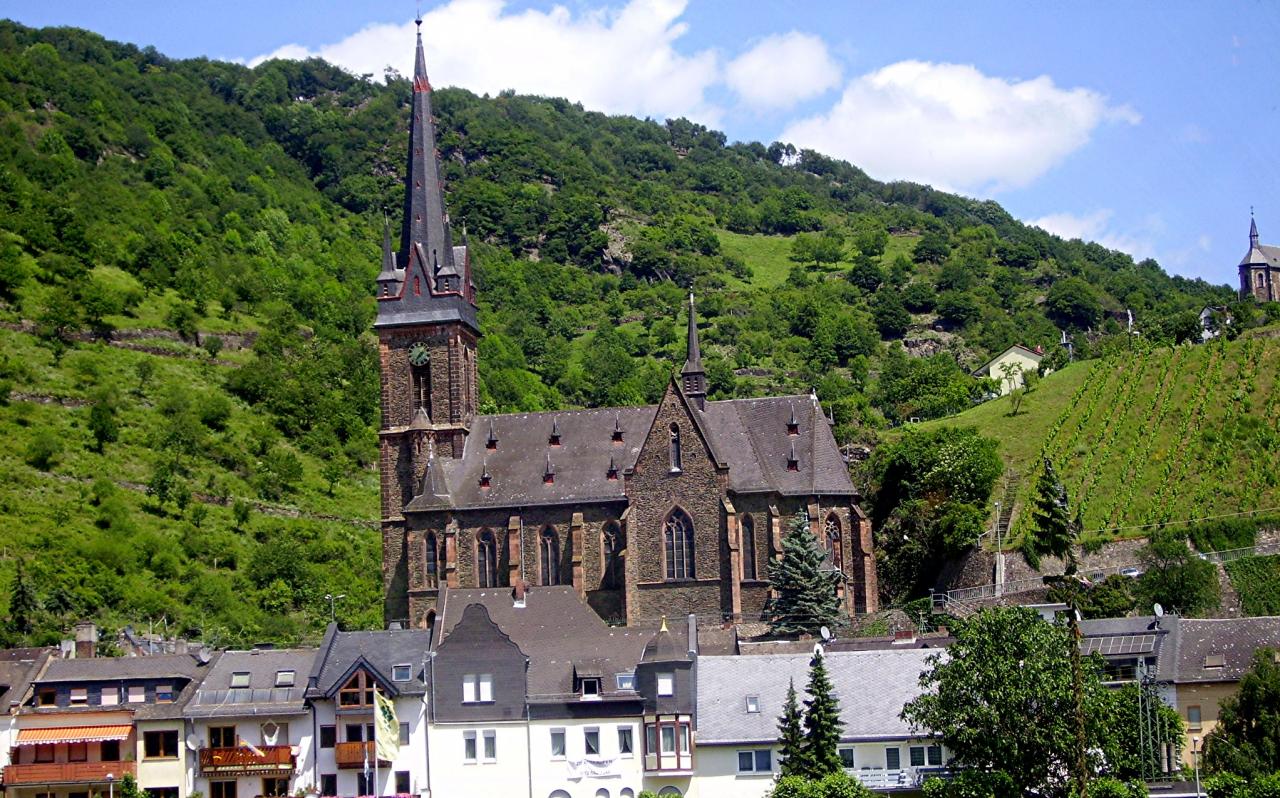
[971,344,1044,397]
[7,650,213,798]
[185,648,317,798]
[375,24,877,631]
[1173,616,1280,767]
[694,648,948,795]
[305,626,432,798]
[1238,217,1280,302]
[1079,615,1180,705]
[0,647,56,786]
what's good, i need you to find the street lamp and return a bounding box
[324,594,346,624]
[1193,736,1201,798]
[106,773,114,798]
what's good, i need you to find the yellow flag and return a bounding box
[374,688,400,763]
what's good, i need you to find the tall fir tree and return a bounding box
[6,561,39,642]
[766,514,844,635]
[777,677,809,777]
[801,650,845,777]
[1022,457,1077,573]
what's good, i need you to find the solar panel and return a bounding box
[1080,634,1156,656]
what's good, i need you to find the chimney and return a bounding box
[512,579,528,608]
[893,629,917,645]
[74,621,98,659]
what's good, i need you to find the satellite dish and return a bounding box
[1153,603,1164,618]
[819,626,831,642]
[812,642,825,659]
[196,649,211,665]
[185,734,199,752]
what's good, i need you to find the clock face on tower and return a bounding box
[408,342,430,367]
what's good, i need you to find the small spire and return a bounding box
[681,293,707,407]
[549,417,561,446]
[659,615,669,634]
[787,404,799,435]
[1250,212,1260,248]
[612,413,624,442]
[486,419,498,449]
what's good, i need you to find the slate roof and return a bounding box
[696,649,939,744]
[1239,245,1280,267]
[187,649,316,718]
[1175,617,1280,684]
[308,625,432,698]
[0,648,52,711]
[404,392,853,513]
[32,652,215,720]
[1079,615,1180,682]
[434,586,656,700]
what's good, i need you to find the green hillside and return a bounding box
[0,19,1265,645]
[915,331,1280,547]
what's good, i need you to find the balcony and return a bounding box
[199,746,295,776]
[333,741,388,770]
[3,761,136,786]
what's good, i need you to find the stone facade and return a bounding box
[1238,217,1280,302]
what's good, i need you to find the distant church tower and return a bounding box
[1239,214,1280,302]
[376,19,480,621]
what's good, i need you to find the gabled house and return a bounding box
[185,648,317,798]
[971,344,1044,397]
[305,627,432,798]
[0,647,56,787]
[1079,615,1180,703]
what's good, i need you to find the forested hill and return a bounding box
[0,20,1245,646]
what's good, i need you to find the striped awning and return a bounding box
[16,725,132,745]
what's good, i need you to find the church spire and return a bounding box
[1250,212,1260,249]
[399,19,454,277]
[681,293,707,408]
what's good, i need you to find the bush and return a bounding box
[25,430,62,470]
[921,771,1018,798]
[1224,556,1280,616]
[1088,777,1148,798]
[1188,516,1277,552]
[769,773,873,798]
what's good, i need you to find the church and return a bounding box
[376,25,877,630]
[1239,216,1280,302]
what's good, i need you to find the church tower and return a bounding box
[377,20,479,622]
[1239,215,1279,302]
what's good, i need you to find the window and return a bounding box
[144,730,179,759]
[910,746,926,767]
[737,749,772,773]
[392,664,412,682]
[155,683,175,703]
[616,673,635,691]
[1188,705,1202,730]
[69,687,88,705]
[664,508,695,580]
[339,670,376,707]
[463,673,493,703]
[541,527,561,586]
[68,742,88,762]
[581,678,601,699]
[128,685,146,703]
[38,688,57,706]
[482,730,497,762]
[839,747,855,769]
[476,530,498,588]
[596,791,610,798]
[550,728,566,759]
[602,523,625,590]
[399,722,410,746]
[230,672,251,689]
[463,731,477,763]
[1204,654,1225,669]
[210,781,236,798]
[261,778,288,798]
[210,726,237,748]
[345,723,369,742]
[275,670,295,687]
[657,672,674,697]
[928,745,942,766]
[585,728,600,756]
[412,363,430,416]
[745,695,759,713]
[100,687,119,706]
[621,790,635,798]
[101,740,120,762]
[668,424,682,472]
[886,747,901,770]
[356,774,372,797]
[319,725,336,749]
[618,727,633,756]
[741,514,756,580]
[826,514,843,573]
[395,772,410,794]
[424,533,440,589]
[319,775,336,798]
[34,744,54,763]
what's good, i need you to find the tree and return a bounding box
[847,255,884,293]
[4,562,40,643]
[1204,648,1280,778]
[1136,529,1220,616]
[914,230,950,263]
[802,651,844,777]
[791,231,844,269]
[135,358,156,396]
[1047,277,1102,330]
[87,390,119,452]
[778,678,808,777]
[765,514,844,635]
[25,430,62,471]
[1023,458,1077,572]
[872,290,910,338]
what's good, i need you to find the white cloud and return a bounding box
[249,0,722,123]
[780,60,1140,195]
[724,31,841,111]
[1030,209,1157,260]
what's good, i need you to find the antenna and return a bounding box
[819,626,832,642]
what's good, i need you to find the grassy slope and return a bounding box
[907,331,1280,544]
[718,230,920,289]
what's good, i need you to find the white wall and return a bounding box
[309,695,429,797]
[136,719,190,797]
[190,712,315,798]
[692,740,949,798]
[427,722,528,798]
[986,350,1041,396]
[528,718,644,798]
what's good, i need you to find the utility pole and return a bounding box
[1070,605,1088,798]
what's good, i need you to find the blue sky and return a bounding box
[9,1,1280,286]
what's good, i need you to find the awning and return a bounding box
[16,725,133,745]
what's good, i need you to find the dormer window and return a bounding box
[1204,654,1225,669]
[657,672,675,697]
[230,672,250,689]
[607,457,619,481]
[580,678,601,700]
[786,407,799,435]
[69,688,87,705]
[339,671,376,707]
[392,664,411,682]
[786,441,800,472]
[616,672,635,691]
[549,418,561,447]
[745,695,759,713]
[486,422,498,450]
[544,454,555,485]
[479,462,491,489]
[612,416,624,443]
[155,684,175,703]
[275,670,295,687]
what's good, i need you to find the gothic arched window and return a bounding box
[424,532,439,589]
[476,529,497,588]
[1258,272,1267,288]
[664,508,695,581]
[412,363,431,417]
[602,522,624,590]
[741,514,756,581]
[669,424,682,473]
[826,514,843,573]
[540,526,561,586]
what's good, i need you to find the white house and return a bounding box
[972,344,1044,396]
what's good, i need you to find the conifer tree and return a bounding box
[777,678,809,777]
[766,514,844,635]
[1022,457,1077,573]
[802,650,844,777]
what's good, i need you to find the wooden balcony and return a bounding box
[199,745,295,776]
[3,761,135,785]
[333,741,388,769]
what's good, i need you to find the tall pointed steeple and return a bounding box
[681,293,707,408]
[1250,213,1260,249]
